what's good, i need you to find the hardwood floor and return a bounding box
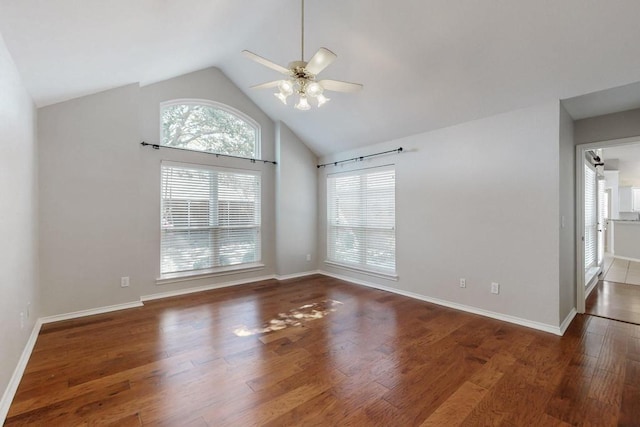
[586,280,640,325]
[6,275,640,426]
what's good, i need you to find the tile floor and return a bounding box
[603,255,640,285]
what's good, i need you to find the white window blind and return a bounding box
[161,163,261,275]
[327,167,396,274]
[584,163,597,269]
[597,177,605,265]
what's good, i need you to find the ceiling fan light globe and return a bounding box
[274,92,289,105]
[316,94,330,107]
[295,95,311,111]
[278,80,294,95]
[306,81,323,97]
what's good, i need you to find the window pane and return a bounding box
[161,103,258,158]
[327,167,396,274]
[161,163,261,275]
[218,228,260,266]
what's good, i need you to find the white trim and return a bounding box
[560,308,578,335]
[157,263,265,285]
[324,261,398,281]
[585,274,599,298]
[275,270,322,281]
[576,144,586,312]
[160,160,263,175]
[319,270,566,336]
[142,274,275,302]
[39,301,143,324]
[326,163,396,178]
[1,319,43,424]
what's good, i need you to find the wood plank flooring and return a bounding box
[586,280,640,325]
[6,275,640,426]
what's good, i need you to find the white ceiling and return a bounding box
[3,1,640,156]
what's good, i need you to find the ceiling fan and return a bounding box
[242,0,363,111]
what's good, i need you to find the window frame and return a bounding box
[158,160,263,283]
[159,99,261,159]
[325,165,397,279]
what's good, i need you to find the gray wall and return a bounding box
[38,68,280,316]
[275,122,318,276]
[318,101,564,328]
[0,35,39,414]
[39,84,142,316]
[574,107,640,144]
[559,104,576,322]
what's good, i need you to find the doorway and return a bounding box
[577,137,640,324]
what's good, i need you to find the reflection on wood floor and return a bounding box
[6,275,640,426]
[587,279,640,325]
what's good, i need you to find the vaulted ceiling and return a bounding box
[2,0,640,156]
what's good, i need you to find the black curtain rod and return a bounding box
[140,142,277,165]
[317,147,403,168]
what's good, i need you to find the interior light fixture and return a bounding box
[242,0,363,111]
[295,94,311,111]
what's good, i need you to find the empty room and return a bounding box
[2,1,640,425]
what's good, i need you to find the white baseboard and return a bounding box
[141,274,276,302]
[1,319,43,424]
[560,308,577,335]
[39,301,144,324]
[274,270,322,281]
[319,270,566,336]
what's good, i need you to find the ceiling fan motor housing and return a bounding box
[288,61,317,95]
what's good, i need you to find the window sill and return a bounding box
[156,263,265,285]
[324,260,398,281]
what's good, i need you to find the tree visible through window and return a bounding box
[161,101,259,158]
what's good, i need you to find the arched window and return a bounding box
[160,100,260,158]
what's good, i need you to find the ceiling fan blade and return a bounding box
[242,50,290,75]
[250,80,281,90]
[305,48,337,75]
[319,79,363,93]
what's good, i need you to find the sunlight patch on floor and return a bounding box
[233,299,343,337]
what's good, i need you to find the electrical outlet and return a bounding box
[20,312,25,330]
[26,302,31,319]
[306,254,311,262]
[120,276,130,288]
[459,278,466,288]
[491,282,500,294]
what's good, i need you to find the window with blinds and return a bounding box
[584,162,597,270]
[161,162,261,276]
[327,167,396,274]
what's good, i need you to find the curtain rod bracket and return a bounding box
[140,141,160,149]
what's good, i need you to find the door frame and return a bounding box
[576,136,640,313]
